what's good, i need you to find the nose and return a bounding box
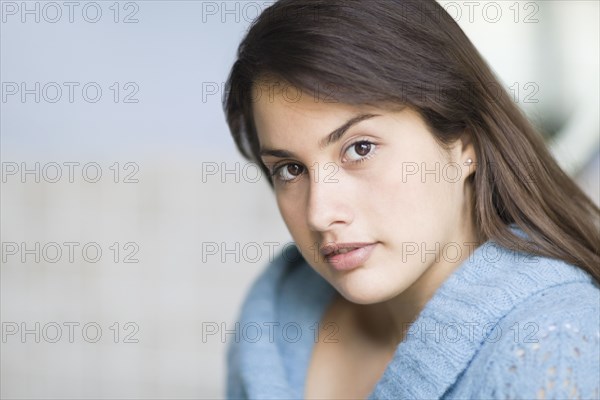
[305,172,353,232]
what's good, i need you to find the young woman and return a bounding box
[223,1,600,398]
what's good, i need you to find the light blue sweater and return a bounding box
[226,226,600,399]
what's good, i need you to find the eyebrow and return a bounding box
[259,113,380,158]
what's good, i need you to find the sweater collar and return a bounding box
[234,226,593,399]
[368,228,593,399]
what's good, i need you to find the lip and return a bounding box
[322,243,377,271]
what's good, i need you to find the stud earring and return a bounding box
[465,158,473,166]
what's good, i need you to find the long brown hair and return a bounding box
[222,0,600,283]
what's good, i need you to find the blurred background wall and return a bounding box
[1,0,598,398]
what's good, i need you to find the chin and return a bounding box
[333,272,406,305]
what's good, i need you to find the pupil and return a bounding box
[288,164,302,175]
[356,142,371,156]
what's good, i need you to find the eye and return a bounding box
[344,140,376,163]
[272,163,305,183]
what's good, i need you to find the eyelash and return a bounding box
[269,139,378,184]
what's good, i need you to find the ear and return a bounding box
[458,130,477,178]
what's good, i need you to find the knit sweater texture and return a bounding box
[226,226,600,399]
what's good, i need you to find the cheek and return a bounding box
[276,193,330,276]
[276,194,309,240]
[277,195,295,224]
[366,153,458,241]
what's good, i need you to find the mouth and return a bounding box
[320,242,375,257]
[320,242,378,271]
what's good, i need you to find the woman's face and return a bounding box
[253,82,480,305]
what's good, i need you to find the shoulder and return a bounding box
[226,244,336,398]
[226,244,304,398]
[232,243,336,330]
[237,244,306,311]
[227,246,300,329]
[470,278,600,399]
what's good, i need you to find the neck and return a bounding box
[355,211,483,350]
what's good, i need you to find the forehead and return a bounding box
[252,80,358,115]
[251,80,376,140]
